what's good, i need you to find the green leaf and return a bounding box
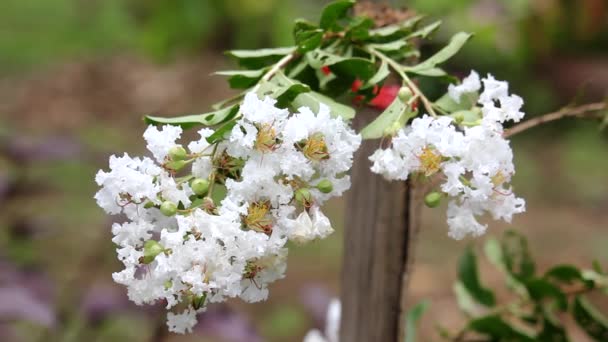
[545,265,594,289]
[435,91,478,113]
[265,72,355,119]
[345,16,374,41]
[367,40,409,52]
[404,300,430,342]
[502,230,536,281]
[296,30,324,53]
[406,20,442,39]
[319,0,355,31]
[484,237,529,297]
[226,47,295,69]
[215,69,266,89]
[368,15,425,41]
[538,307,570,342]
[362,60,390,89]
[360,94,416,139]
[144,105,239,129]
[306,49,345,69]
[458,246,496,307]
[407,67,447,77]
[328,58,377,80]
[453,281,479,315]
[573,296,608,341]
[205,119,237,144]
[524,278,568,310]
[404,32,472,73]
[276,84,312,108]
[468,315,536,341]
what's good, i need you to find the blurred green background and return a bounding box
[0,0,607,341]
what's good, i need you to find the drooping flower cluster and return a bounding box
[370,71,526,239]
[95,92,361,333]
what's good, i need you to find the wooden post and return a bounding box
[340,109,416,342]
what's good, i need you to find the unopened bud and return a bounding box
[191,178,210,196]
[192,292,207,310]
[142,240,164,264]
[168,145,188,161]
[398,86,413,101]
[160,201,177,216]
[144,201,156,209]
[424,191,442,208]
[295,188,312,206]
[165,160,187,172]
[316,179,333,194]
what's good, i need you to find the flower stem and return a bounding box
[367,47,437,117]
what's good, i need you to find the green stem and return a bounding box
[367,47,437,117]
[207,143,220,198]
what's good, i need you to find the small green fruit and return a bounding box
[398,86,413,101]
[316,179,333,194]
[295,188,312,206]
[165,160,187,171]
[424,191,442,208]
[168,145,188,161]
[191,178,210,196]
[160,201,177,216]
[142,240,164,264]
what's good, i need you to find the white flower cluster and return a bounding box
[370,71,526,239]
[95,92,361,333]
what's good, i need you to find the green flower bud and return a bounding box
[164,280,173,290]
[191,292,207,310]
[168,145,188,161]
[316,179,333,194]
[142,240,164,264]
[295,188,312,206]
[398,86,413,101]
[191,178,210,196]
[160,201,177,216]
[143,201,156,209]
[424,191,442,208]
[164,160,187,172]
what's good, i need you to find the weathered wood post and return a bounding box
[340,108,416,342]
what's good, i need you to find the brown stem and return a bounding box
[503,102,607,138]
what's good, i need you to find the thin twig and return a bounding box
[251,52,297,93]
[504,102,607,138]
[366,47,438,117]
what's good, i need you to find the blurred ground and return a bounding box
[0,0,607,341]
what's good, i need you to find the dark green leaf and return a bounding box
[319,0,355,31]
[205,119,237,144]
[360,93,417,139]
[573,296,608,341]
[404,32,472,73]
[215,69,266,89]
[368,15,424,42]
[328,58,377,80]
[538,307,570,342]
[144,105,239,129]
[404,300,430,342]
[306,49,345,69]
[263,72,355,119]
[275,84,311,108]
[524,278,568,310]
[346,16,374,41]
[545,265,594,289]
[293,19,318,37]
[502,230,536,281]
[458,246,496,307]
[295,29,324,53]
[468,315,536,341]
[453,281,479,315]
[226,47,295,69]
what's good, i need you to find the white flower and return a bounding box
[167,309,198,334]
[143,125,183,163]
[289,206,334,243]
[448,71,481,103]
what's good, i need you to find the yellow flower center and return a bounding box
[491,171,508,187]
[418,146,443,176]
[254,123,279,153]
[244,201,273,235]
[300,133,330,161]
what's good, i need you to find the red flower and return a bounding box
[369,84,400,110]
